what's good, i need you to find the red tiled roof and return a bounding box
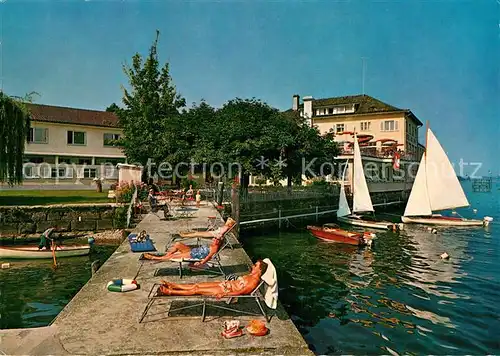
[26,103,120,128]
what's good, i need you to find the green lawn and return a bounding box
[0,190,112,206]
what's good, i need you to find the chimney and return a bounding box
[303,96,313,119]
[292,94,300,111]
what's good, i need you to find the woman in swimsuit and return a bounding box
[158,260,267,299]
[142,236,222,265]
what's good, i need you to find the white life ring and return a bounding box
[107,279,139,292]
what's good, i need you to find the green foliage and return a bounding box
[110,32,339,186]
[113,206,128,228]
[0,93,33,185]
[114,30,186,172]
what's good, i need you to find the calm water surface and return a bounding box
[243,183,500,354]
[0,244,117,329]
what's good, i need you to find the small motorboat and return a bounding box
[307,224,376,246]
[0,245,91,259]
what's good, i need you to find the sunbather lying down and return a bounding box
[179,217,236,239]
[142,235,222,265]
[157,260,267,298]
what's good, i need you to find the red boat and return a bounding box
[307,224,376,246]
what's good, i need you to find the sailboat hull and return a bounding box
[401,216,484,226]
[338,216,393,230]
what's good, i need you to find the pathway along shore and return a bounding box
[0,204,311,355]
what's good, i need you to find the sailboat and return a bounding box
[337,132,396,230]
[307,164,377,246]
[402,125,493,226]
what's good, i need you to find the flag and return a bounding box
[392,152,400,170]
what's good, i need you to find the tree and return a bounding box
[114,30,186,179]
[0,92,33,185]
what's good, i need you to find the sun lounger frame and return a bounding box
[139,281,269,323]
[166,220,236,250]
[156,237,230,279]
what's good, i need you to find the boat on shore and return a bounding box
[337,132,396,230]
[307,224,375,246]
[402,124,493,227]
[0,245,91,259]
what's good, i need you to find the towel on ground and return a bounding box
[261,258,278,309]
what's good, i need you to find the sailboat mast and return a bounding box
[425,120,429,156]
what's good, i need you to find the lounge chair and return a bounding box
[139,259,278,323]
[167,219,237,250]
[155,236,231,279]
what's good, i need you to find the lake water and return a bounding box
[243,182,500,354]
[0,244,117,329]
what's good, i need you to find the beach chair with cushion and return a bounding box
[139,258,278,323]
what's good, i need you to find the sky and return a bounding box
[1,0,498,175]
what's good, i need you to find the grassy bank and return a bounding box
[0,190,112,206]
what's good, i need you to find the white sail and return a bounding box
[425,129,469,210]
[404,155,432,216]
[337,162,351,217]
[352,132,374,213]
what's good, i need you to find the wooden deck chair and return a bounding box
[139,279,270,324]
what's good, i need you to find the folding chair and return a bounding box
[139,280,269,323]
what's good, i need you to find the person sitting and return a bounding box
[185,184,194,200]
[148,189,158,212]
[178,217,236,239]
[195,190,202,208]
[157,260,267,298]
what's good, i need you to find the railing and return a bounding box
[339,148,417,161]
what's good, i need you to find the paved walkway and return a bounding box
[1,205,311,355]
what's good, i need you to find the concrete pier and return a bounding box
[0,205,311,355]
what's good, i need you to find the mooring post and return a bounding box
[231,182,240,239]
[278,209,282,228]
[315,206,319,222]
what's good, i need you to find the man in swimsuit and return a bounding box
[157,260,267,299]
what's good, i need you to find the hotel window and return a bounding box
[336,124,345,133]
[328,108,333,114]
[103,133,121,146]
[381,120,398,132]
[67,131,86,145]
[83,168,97,178]
[27,127,48,144]
[51,168,68,178]
[360,122,371,131]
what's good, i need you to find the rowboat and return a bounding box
[402,124,493,227]
[337,132,395,230]
[0,245,91,259]
[307,224,376,246]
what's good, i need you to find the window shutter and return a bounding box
[67,131,73,144]
[43,128,48,143]
[395,121,399,131]
[66,168,74,178]
[380,121,384,131]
